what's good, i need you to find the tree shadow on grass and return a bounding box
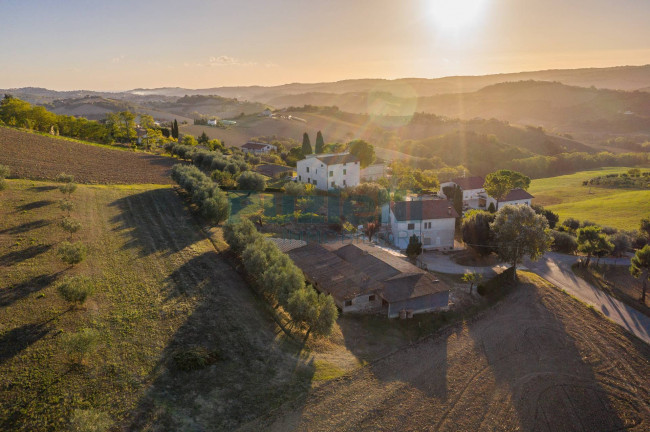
[0,219,51,235]
[0,322,53,365]
[0,271,63,307]
[108,188,200,258]
[27,185,58,192]
[15,200,55,212]
[0,244,52,267]
[126,252,315,431]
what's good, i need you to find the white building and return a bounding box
[360,163,386,181]
[296,152,360,191]
[207,119,218,126]
[440,176,488,210]
[389,199,458,251]
[241,141,277,154]
[492,188,534,208]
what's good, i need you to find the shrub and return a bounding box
[610,232,631,257]
[59,199,75,213]
[56,276,94,306]
[61,328,99,363]
[55,172,74,183]
[57,241,87,266]
[237,171,267,191]
[201,195,230,224]
[462,210,495,256]
[59,182,77,197]
[284,181,308,196]
[223,219,260,255]
[550,230,578,254]
[601,226,618,235]
[562,217,580,231]
[0,178,6,191]
[69,409,112,432]
[477,267,516,297]
[532,204,559,229]
[406,234,422,260]
[173,346,218,371]
[0,164,10,179]
[60,217,82,237]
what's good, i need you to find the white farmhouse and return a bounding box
[440,176,488,210]
[491,188,534,208]
[241,141,277,154]
[296,153,360,191]
[207,119,218,126]
[389,199,458,250]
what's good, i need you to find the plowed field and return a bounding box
[243,274,650,431]
[0,127,176,184]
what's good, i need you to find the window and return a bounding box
[369,295,376,301]
[343,169,347,175]
[344,300,352,307]
[407,223,415,230]
[424,222,432,229]
[313,180,317,186]
[298,175,301,181]
[315,169,318,174]
[329,171,333,177]
[343,179,346,186]
[306,167,310,173]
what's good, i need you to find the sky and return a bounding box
[1,0,650,91]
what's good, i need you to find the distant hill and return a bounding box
[129,64,650,100]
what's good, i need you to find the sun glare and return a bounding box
[429,0,487,31]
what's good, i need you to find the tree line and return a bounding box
[224,219,338,339]
[171,164,230,224]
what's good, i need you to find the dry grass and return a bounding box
[242,272,650,431]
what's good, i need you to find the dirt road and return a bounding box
[241,274,650,431]
[527,253,650,345]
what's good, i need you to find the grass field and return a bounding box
[0,179,316,431]
[528,167,650,230]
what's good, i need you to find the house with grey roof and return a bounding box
[287,242,450,318]
[296,152,360,191]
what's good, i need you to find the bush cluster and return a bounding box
[0,164,9,190]
[56,275,95,305]
[173,346,219,371]
[224,220,338,337]
[237,170,267,191]
[171,164,230,224]
[166,144,250,176]
[57,241,87,266]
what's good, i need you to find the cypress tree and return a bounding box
[315,130,324,153]
[302,132,312,155]
[172,119,179,139]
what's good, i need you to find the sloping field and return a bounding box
[0,180,312,431]
[0,127,176,184]
[529,167,650,230]
[243,273,650,431]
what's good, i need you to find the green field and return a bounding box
[529,167,650,230]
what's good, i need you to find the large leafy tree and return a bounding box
[576,226,613,267]
[630,245,650,303]
[484,169,530,209]
[315,130,325,153]
[462,210,495,256]
[348,139,376,168]
[301,132,312,155]
[490,204,552,279]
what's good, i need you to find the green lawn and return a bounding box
[529,167,650,230]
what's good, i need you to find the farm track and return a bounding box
[0,127,176,184]
[242,276,650,432]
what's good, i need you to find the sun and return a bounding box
[429,0,487,31]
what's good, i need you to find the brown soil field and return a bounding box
[242,273,650,431]
[0,127,176,184]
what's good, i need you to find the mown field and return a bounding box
[244,273,650,431]
[0,127,176,184]
[0,179,317,431]
[529,167,650,230]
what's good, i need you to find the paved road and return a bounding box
[526,253,650,345]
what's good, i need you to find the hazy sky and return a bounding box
[1,0,649,91]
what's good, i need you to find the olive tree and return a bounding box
[577,226,613,267]
[630,245,650,304]
[490,204,552,279]
[57,276,94,307]
[57,241,87,266]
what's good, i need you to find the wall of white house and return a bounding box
[389,211,456,250]
[296,157,360,191]
[496,198,532,208]
[341,293,382,313]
